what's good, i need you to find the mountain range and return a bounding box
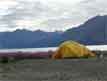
[62,15,106,45]
[0,15,106,48]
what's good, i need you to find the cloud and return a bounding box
[0,0,18,8]
[0,0,106,32]
[0,0,85,31]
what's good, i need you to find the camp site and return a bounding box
[0,42,107,81]
[0,41,106,60]
[0,0,107,80]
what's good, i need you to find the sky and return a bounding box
[0,0,106,32]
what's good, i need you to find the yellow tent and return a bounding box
[52,41,95,59]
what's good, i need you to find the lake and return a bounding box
[0,45,107,53]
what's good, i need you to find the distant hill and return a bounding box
[0,15,106,48]
[0,29,63,48]
[62,15,106,45]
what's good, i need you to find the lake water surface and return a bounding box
[0,45,107,53]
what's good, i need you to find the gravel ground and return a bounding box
[0,57,107,81]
